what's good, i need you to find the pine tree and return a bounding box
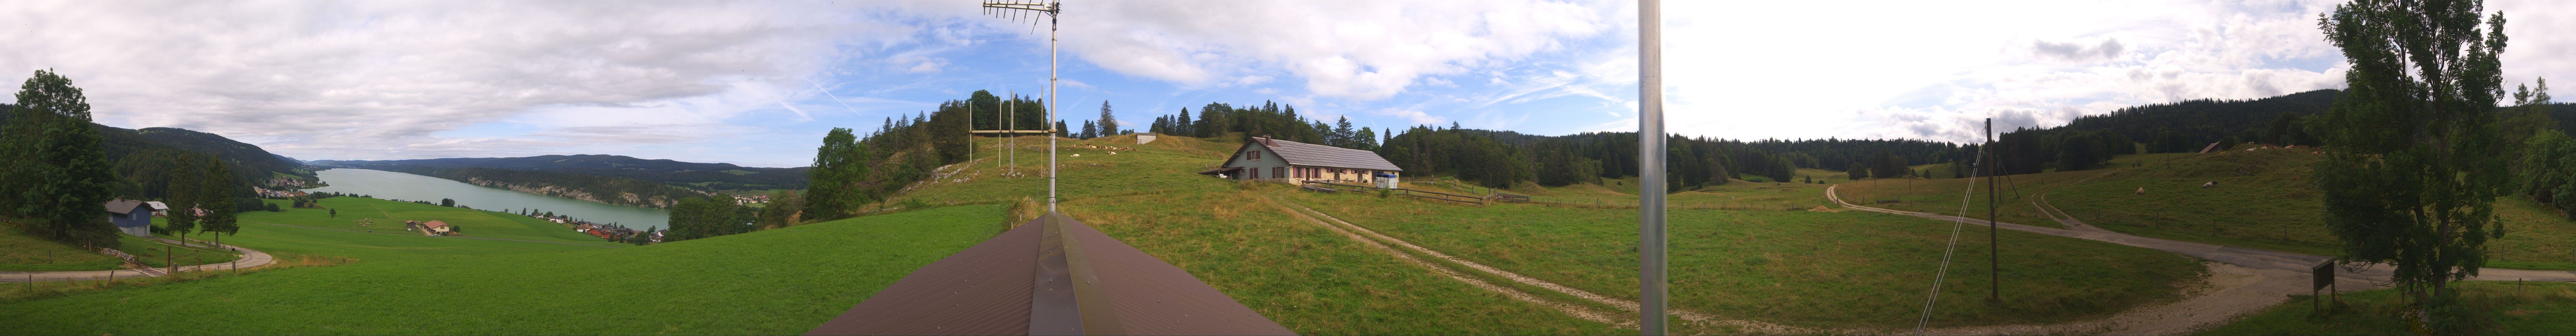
[1332,116,1357,148]
[196,156,239,247]
[164,156,202,243]
[1097,101,1118,136]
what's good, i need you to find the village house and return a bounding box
[143,201,170,217]
[1197,136,1401,186]
[105,199,155,237]
[408,220,454,236]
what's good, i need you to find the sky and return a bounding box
[0,1,2569,168]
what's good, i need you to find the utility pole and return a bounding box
[1637,1,1667,334]
[1986,118,2000,303]
[981,0,1062,211]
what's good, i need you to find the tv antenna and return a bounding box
[978,0,1062,211]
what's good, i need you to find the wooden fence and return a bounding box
[1306,181,1486,205]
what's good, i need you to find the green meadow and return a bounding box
[1280,182,2204,329]
[1,203,1006,335]
[2201,281,2576,335]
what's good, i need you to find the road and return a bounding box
[0,237,275,283]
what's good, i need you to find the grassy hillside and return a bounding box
[1839,147,2576,271]
[877,134,2198,332]
[903,134,1623,334]
[246,197,630,247]
[0,227,124,271]
[2200,281,2576,335]
[1283,180,2203,329]
[2046,147,2576,270]
[1,204,1006,335]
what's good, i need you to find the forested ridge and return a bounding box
[0,104,297,212]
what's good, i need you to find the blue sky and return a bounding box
[2,1,2570,168]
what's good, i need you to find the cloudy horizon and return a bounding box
[1,0,2567,168]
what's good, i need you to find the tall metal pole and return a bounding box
[1636,1,1667,334]
[1986,118,1999,303]
[1045,1,1059,212]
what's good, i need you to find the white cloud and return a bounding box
[1371,108,1445,125]
[1654,0,2359,143]
[985,0,1619,100]
[0,1,888,162]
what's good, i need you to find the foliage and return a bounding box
[805,127,867,221]
[1143,101,1379,151]
[1096,100,1118,137]
[2504,78,2562,187]
[756,189,803,229]
[664,194,757,242]
[2522,131,2576,218]
[0,69,120,247]
[196,157,240,245]
[2312,2,2510,328]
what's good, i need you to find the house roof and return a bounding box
[421,220,449,229]
[1250,137,1402,171]
[806,212,1292,336]
[104,199,150,214]
[143,201,170,210]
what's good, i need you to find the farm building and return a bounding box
[105,199,154,237]
[409,220,454,236]
[143,201,170,217]
[1196,136,1400,185]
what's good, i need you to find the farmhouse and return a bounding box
[1197,136,1400,186]
[104,199,155,237]
[409,220,454,236]
[143,201,170,217]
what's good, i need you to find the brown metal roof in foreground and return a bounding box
[807,211,1294,336]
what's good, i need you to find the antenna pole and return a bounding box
[1046,0,1059,212]
[1637,0,1667,334]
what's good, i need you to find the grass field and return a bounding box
[242,197,629,247]
[2199,281,2576,335]
[1,220,247,272]
[0,226,124,271]
[2043,148,2576,270]
[1280,184,2205,329]
[903,135,1625,334]
[1,204,1008,335]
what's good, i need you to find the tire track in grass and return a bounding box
[1274,198,1819,334]
[1255,197,1633,328]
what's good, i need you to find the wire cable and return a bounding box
[1912,144,1988,334]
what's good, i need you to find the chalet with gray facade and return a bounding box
[1199,136,1400,185]
[105,199,154,237]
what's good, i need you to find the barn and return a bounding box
[1197,136,1400,186]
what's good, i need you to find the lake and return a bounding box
[302,168,671,227]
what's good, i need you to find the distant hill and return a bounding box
[2055,89,2344,145]
[312,155,809,190]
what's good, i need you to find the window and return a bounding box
[1249,150,1261,161]
[1274,167,1284,179]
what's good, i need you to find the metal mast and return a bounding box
[1637,1,1668,334]
[982,0,1062,211]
